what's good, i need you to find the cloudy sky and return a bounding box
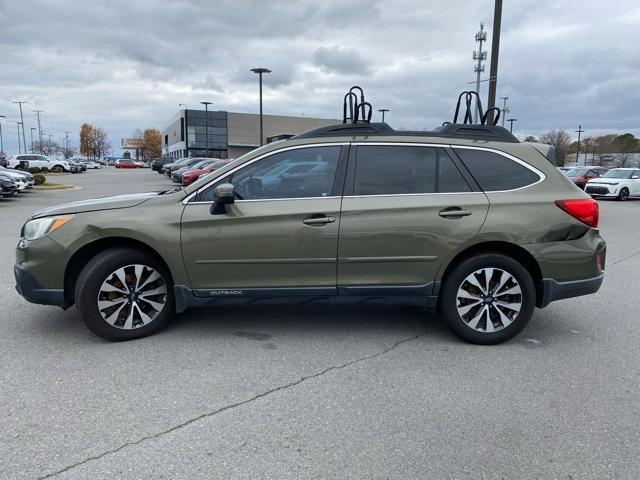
[1,0,638,154]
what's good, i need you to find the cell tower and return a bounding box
[473,22,487,123]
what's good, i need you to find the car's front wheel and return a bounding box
[617,187,630,201]
[75,248,175,341]
[440,253,535,345]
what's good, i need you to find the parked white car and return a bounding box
[0,166,34,189]
[6,154,74,173]
[585,168,640,201]
[80,160,101,169]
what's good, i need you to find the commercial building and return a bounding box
[161,109,340,159]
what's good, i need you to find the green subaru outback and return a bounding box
[14,97,605,344]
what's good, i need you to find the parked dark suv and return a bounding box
[14,91,606,344]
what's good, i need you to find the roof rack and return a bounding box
[293,86,518,143]
[294,122,519,142]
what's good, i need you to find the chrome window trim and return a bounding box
[188,196,341,205]
[182,142,349,205]
[350,141,545,194]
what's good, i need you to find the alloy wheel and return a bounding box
[97,264,167,329]
[456,268,522,333]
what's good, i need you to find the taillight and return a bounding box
[555,198,599,228]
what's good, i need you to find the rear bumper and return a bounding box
[14,263,66,307]
[539,274,604,308]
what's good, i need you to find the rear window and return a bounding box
[454,148,540,191]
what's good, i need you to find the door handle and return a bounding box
[438,208,472,218]
[302,216,336,226]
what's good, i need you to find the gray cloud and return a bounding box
[311,46,371,75]
[0,0,638,155]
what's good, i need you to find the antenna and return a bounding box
[473,23,488,123]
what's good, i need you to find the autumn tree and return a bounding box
[539,129,571,165]
[143,129,162,160]
[79,123,93,158]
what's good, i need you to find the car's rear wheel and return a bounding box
[75,248,174,341]
[617,187,629,201]
[440,253,535,345]
[51,165,64,173]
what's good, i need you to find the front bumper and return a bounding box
[585,184,620,197]
[14,263,66,307]
[539,274,604,308]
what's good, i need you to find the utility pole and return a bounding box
[507,118,517,133]
[378,109,389,122]
[486,0,503,124]
[500,97,510,128]
[575,125,584,166]
[250,67,271,146]
[13,101,28,153]
[30,127,36,153]
[33,109,43,153]
[473,22,487,123]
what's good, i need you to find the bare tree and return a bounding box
[540,129,571,166]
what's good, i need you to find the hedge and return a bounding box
[33,174,46,185]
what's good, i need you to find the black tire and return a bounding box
[440,253,536,345]
[617,187,629,201]
[52,165,64,173]
[75,248,175,341]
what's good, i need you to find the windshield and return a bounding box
[601,170,632,179]
[565,168,590,177]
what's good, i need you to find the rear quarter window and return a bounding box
[454,148,541,191]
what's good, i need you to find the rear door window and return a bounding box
[454,148,541,191]
[354,145,437,195]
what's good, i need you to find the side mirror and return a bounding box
[210,183,235,215]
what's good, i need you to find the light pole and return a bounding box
[10,121,22,153]
[378,109,389,122]
[64,131,70,158]
[200,101,212,157]
[30,127,36,153]
[575,125,584,166]
[250,67,271,146]
[33,110,43,153]
[0,115,5,155]
[13,101,28,153]
[507,118,517,133]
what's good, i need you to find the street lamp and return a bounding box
[507,118,517,133]
[250,67,271,146]
[30,127,36,153]
[0,115,5,155]
[378,109,389,122]
[10,121,22,153]
[200,101,212,157]
[575,125,584,166]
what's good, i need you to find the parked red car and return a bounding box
[181,159,233,185]
[115,159,143,169]
[564,166,608,189]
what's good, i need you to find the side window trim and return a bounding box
[188,143,348,204]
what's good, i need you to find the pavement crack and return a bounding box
[607,248,640,268]
[38,332,424,479]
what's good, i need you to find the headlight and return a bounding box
[23,215,73,240]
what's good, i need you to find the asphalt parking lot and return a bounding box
[1,168,639,479]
